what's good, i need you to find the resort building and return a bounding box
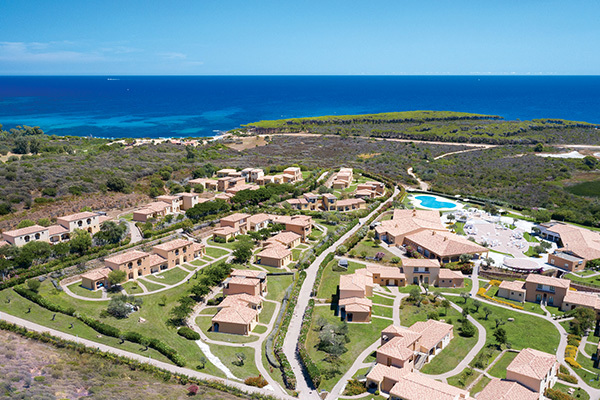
[539,222,600,271]
[97,238,204,284]
[561,290,600,314]
[216,168,237,177]
[437,268,465,288]
[497,280,527,303]
[332,167,353,189]
[524,274,570,307]
[177,193,200,210]
[477,378,538,400]
[376,209,488,263]
[219,213,250,234]
[266,231,302,249]
[273,215,313,241]
[156,195,182,213]
[211,305,258,335]
[366,365,472,400]
[334,198,367,212]
[283,166,302,183]
[247,213,272,231]
[338,297,372,323]
[212,226,239,241]
[357,181,385,196]
[255,245,293,268]
[367,265,406,287]
[506,348,558,396]
[400,259,441,285]
[188,178,218,191]
[249,168,264,183]
[218,293,262,312]
[133,201,172,222]
[57,211,101,234]
[2,225,50,247]
[339,269,374,300]
[224,269,268,297]
[80,267,112,291]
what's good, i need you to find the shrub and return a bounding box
[557,372,578,384]
[545,387,575,400]
[565,345,578,359]
[460,321,476,337]
[567,334,581,347]
[559,364,569,374]
[244,375,268,388]
[177,327,200,340]
[565,357,581,369]
[343,379,367,396]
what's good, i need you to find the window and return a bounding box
[24,235,30,242]
[137,259,142,266]
[87,218,91,224]
[175,250,179,256]
[78,221,83,226]
[35,233,40,239]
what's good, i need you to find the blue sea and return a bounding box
[0,76,599,138]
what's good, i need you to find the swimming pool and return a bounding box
[413,195,458,210]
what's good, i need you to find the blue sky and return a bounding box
[1,0,598,75]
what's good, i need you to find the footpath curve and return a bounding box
[282,187,400,399]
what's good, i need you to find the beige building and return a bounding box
[2,225,50,247]
[477,378,538,400]
[338,297,372,323]
[539,222,600,272]
[437,268,465,288]
[133,201,172,222]
[256,245,292,268]
[524,274,570,307]
[497,280,527,303]
[266,231,302,249]
[367,265,406,286]
[247,213,272,231]
[156,195,182,213]
[401,259,441,286]
[506,348,558,397]
[335,198,367,212]
[57,211,101,234]
[216,168,237,177]
[219,213,251,234]
[211,306,258,335]
[177,193,200,210]
[188,178,218,191]
[152,239,204,269]
[223,269,268,296]
[249,168,264,183]
[213,226,239,241]
[80,267,112,291]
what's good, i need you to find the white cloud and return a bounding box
[0,41,105,63]
[158,52,187,60]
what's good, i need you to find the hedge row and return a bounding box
[178,326,201,341]
[272,270,307,389]
[0,320,281,400]
[297,298,320,388]
[13,286,185,367]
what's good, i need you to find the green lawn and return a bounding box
[317,259,366,301]
[198,307,219,315]
[488,351,518,378]
[480,284,553,317]
[400,300,478,375]
[372,294,395,306]
[190,259,206,267]
[179,263,197,272]
[67,282,103,299]
[469,344,502,370]
[26,273,228,377]
[565,273,600,287]
[266,274,294,302]
[292,249,301,261]
[306,305,389,392]
[137,278,165,292]
[372,305,393,319]
[351,239,395,263]
[208,343,259,380]
[122,281,144,295]
[145,267,189,286]
[447,368,480,390]
[575,351,600,389]
[523,232,539,243]
[207,238,242,251]
[470,376,491,395]
[438,278,472,294]
[253,325,268,334]
[205,246,231,259]
[397,284,421,293]
[259,301,277,324]
[448,296,560,353]
[553,382,590,400]
[195,316,259,344]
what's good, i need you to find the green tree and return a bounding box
[494,327,507,346]
[459,254,473,264]
[108,269,127,286]
[232,239,254,264]
[483,306,492,320]
[191,283,211,299]
[441,299,451,316]
[460,320,476,337]
[94,221,127,245]
[571,307,596,335]
[27,279,41,292]
[69,229,92,254]
[16,219,35,229]
[106,177,131,193]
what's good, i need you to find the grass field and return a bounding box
[553,382,590,400]
[575,351,600,389]
[190,259,206,267]
[470,376,491,395]
[488,351,518,378]
[254,325,268,334]
[122,280,144,295]
[372,305,393,319]
[67,282,103,298]
[446,368,480,389]
[566,180,600,197]
[205,247,230,258]
[372,294,395,306]
[266,274,294,302]
[145,267,189,286]
[306,305,389,392]
[351,239,395,263]
[438,278,472,294]
[137,278,165,292]
[448,296,560,353]
[317,259,365,301]
[259,301,277,324]
[208,343,260,380]
[400,299,478,375]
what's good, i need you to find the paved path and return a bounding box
[125,220,143,244]
[407,167,429,191]
[283,187,400,399]
[0,312,294,400]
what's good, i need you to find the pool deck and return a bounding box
[410,194,463,211]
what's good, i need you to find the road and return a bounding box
[282,186,400,399]
[0,312,294,400]
[126,220,143,243]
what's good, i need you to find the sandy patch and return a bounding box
[536,151,586,159]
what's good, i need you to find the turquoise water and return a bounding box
[414,195,457,209]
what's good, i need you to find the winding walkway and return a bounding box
[283,187,400,399]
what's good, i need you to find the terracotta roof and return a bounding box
[284,167,301,173]
[153,238,192,251]
[405,230,487,257]
[81,267,111,281]
[220,293,262,308]
[477,378,538,400]
[98,215,112,224]
[286,198,308,205]
[257,244,292,260]
[366,265,405,280]
[176,192,198,198]
[338,296,372,312]
[3,224,48,237]
[525,274,570,289]
[231,269,267,279]
[272,214,313,227]
[355,189,374,196]
[225,184,260,194]
[499,280,526,292]
[220,213,251,223]
[228,276,261,287]
[563,290,600,309]
[545,222,600,261]
[410,319,453,351]
[248,213,272,226]
[376,209,446,239]
[401,258,441,268]
[214,226,239,235]
[507,348,557,380]
[322,193,337,199]
[105,250,149,265]
[389,371,472,400]
[215,193,234,200]
[189,178,217,185]
[377,336,416,361]
[141,201,171,212]
[365,363,408,383]
[339,270,373,295]
[0,240,10,247]
[191,242,205,252]
[212,304,258,324]
[336,198,366,207]
[438,268,464,280]
[217,168,237,174]
[156,195,181,201]
[267,231,302,246]
[147,254,167,266]
[48,225,69,236]
[58,211,98,222]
